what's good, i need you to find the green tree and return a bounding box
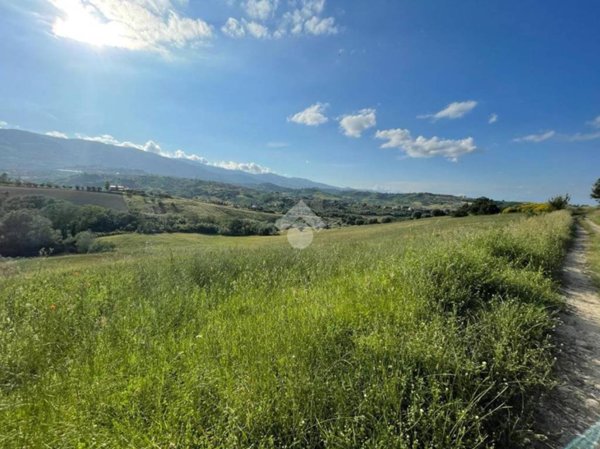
[105,181,110,191]
[548,194,570,210]
[592,179,600,203]
[0,210,61,257]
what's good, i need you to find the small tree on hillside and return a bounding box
[592,179,600,204]
[105,181,110,191]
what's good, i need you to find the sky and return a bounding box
[0,0,599,203]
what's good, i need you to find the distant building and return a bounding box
[109,185,129,192]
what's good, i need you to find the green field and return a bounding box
[125,194,280,222]
[0,186,129,211]
[1,214,517,277]
[0,212,573,448]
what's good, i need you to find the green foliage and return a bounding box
[547,193,570,211]
[510,203,555,215]
[0,209,61,257]
[72,231,115,254]
[0,212,573,448]
[452,198,500,217]
[591,179,600,203]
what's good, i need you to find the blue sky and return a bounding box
[0,0,599,203]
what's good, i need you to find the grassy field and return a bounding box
[0,212,573,448]
[585,209,600,288]
[125,194,280,223]
[589,209,600,227]
[0,186,128,211]
[1,214,518,277]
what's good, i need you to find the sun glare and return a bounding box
[51,2,126,48]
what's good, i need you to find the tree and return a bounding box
[0,210,61,257]
[548,194,570,211]
[468,197,501,215]
[592,179,600,204]
[105,181,110,191]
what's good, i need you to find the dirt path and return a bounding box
[536,224,600,448]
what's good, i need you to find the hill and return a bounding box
[15,172,475,222]
[0,129,337,191]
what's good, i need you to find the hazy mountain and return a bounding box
[0,129,338,191]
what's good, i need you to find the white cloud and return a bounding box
[513,130,556,143]
[245,20,270,38]
[173,149,208,163]
[48,0,212,53]
[222,17,246,38]
[276,0,338,37]
[303,15,337,35]
[0,121,7,128]
[375,128,477,162]
[244,0,278,21]
[221,18,269,39]
[46,131,68,138]
[418,100,478,121]
[73,133,271,173]
[223,0,337,39]
[587,115,600,129]
[288,102,329,126]
[566,131,600,142]
[339,108,376,138]
[212,161,271,174]
[488,113,498,124]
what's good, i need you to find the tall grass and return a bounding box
[585,210,600,289]
[0,212,572,448]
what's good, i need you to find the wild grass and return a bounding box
[590,209,600,227]
[584,210,600,289]
[0,212,572,448]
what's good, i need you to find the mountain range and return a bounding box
[0,129,338,191]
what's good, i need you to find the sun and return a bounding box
[51,1,128,48]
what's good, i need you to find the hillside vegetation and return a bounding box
[0,185,128,211]
[0,211,572,448]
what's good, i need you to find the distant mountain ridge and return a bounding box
[0,129,338,191]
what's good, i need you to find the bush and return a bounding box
[547,194,570,211]
[223,218,278,236]
[0,209,62,257]
[469,197,501,215]
[73,231,115,254]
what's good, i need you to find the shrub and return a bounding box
[469,197,501,215]
[0,209,62,257]
[547,194,570,211]
[73,231,115,254]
